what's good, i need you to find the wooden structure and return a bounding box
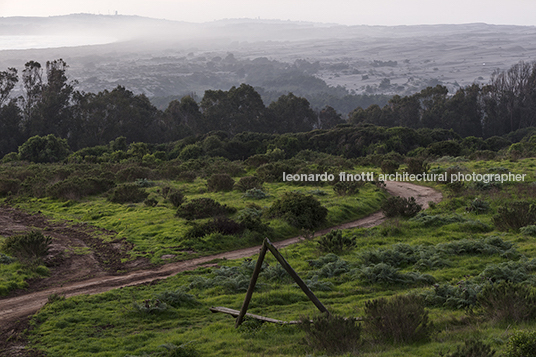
[210,238,328,327]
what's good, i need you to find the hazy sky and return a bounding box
[1,0,536,26]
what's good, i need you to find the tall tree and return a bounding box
[267,93,317,133]
[20,61,43,130]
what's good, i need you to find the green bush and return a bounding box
[115,166,154,182]
[155,289,198,308]
[0,178,21,197]
[0,230,52,264]
[359,263,435,285]
[135,178,155,187]
[243,188,269,199]
[421,280,484,310]
[364,295,431,343]
[18,134,71,163]
[176,198,236,220]
[317,229,355,254]
[108,184,149,204]
[405,157,430,175]
[0,252,16,264]
[268,192,327,230]
[478,281,536,323]
[234,176,262,192]
[132,299,168,315]
[333,180,364,196]
[441,338,496,357]
[493,201,536,231]
[161,187,185,208]
[381,159,399,174]
[184,217,244,239]
[144,197,158,207]
[506,330,536,357]
[47,176,115,200]
[381,196,422,218]
[466,198,490,214]
[299,313,361,355]
[206,173,235,192]
[520,225,536,236]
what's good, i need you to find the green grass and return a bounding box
[8,173,386,264]
[0,261,49,296]
[10,157,536,355]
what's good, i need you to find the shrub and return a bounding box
[493,201,536,231]
[0,231,52,264]
[135,178,155,187]
[299,313,361,355]
[317,229,355,254]
[144,197,158,207]
[176,198,236,220]
[161,187,185,208]
[381,196,422,218]
[108,184,149,204]
[234,176,262,192]
[155,289,197,308]
[18,134,71,163]
[359,263,434,285]
[115,166,154,182]
[478,281,536,323]
[479,260,536,284]
[0,253,16,265]
[47,177,115,200]
[268,192,327,230]
[364,295,431,343]
[132,299,168,315]
[466,198,490,214]
[421,280,484,310]
[520,225,536,236]
[333,180,364,196]
[243,188,269,199]
[381,159,399,174]
[405,158,430,175]
[236,207,267,232]
[441,339,496,357]
[185,217,244,239]
[0,178,21,197]
[506,330,536,357]
[206,173,235,192]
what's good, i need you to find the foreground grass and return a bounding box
[26,167,536,356]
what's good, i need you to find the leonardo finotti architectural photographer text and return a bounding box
[282,172,527,183]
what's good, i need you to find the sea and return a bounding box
[0,35,116,50]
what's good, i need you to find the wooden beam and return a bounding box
[235,243,268,327]
[211,306,299,324]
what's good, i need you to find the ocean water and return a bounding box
[0,35,116,50]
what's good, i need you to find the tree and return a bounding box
[18,134,71,163]
[0,68,23,157]
[267,93,317,133]
[20,61,43,129]
[28,59,75,137]
[317,105,344,129]
[164,95,203,138]
[200,84,267,134]
[0,68,18,107]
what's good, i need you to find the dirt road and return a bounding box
[0,181,441,329]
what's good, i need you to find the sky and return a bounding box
[1,0,536,26]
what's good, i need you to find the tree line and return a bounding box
[1,59,535,158]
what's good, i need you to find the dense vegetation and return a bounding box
[3,156,533,356]
[1,59,536,158]
[2,57,536,357]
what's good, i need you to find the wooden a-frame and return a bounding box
[210,238,329,327]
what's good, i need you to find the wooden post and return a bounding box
[264,238,329,315]
[235,242,268,328]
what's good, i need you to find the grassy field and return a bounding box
[14,157,536,356]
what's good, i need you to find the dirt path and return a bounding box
[0,181,441,330]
